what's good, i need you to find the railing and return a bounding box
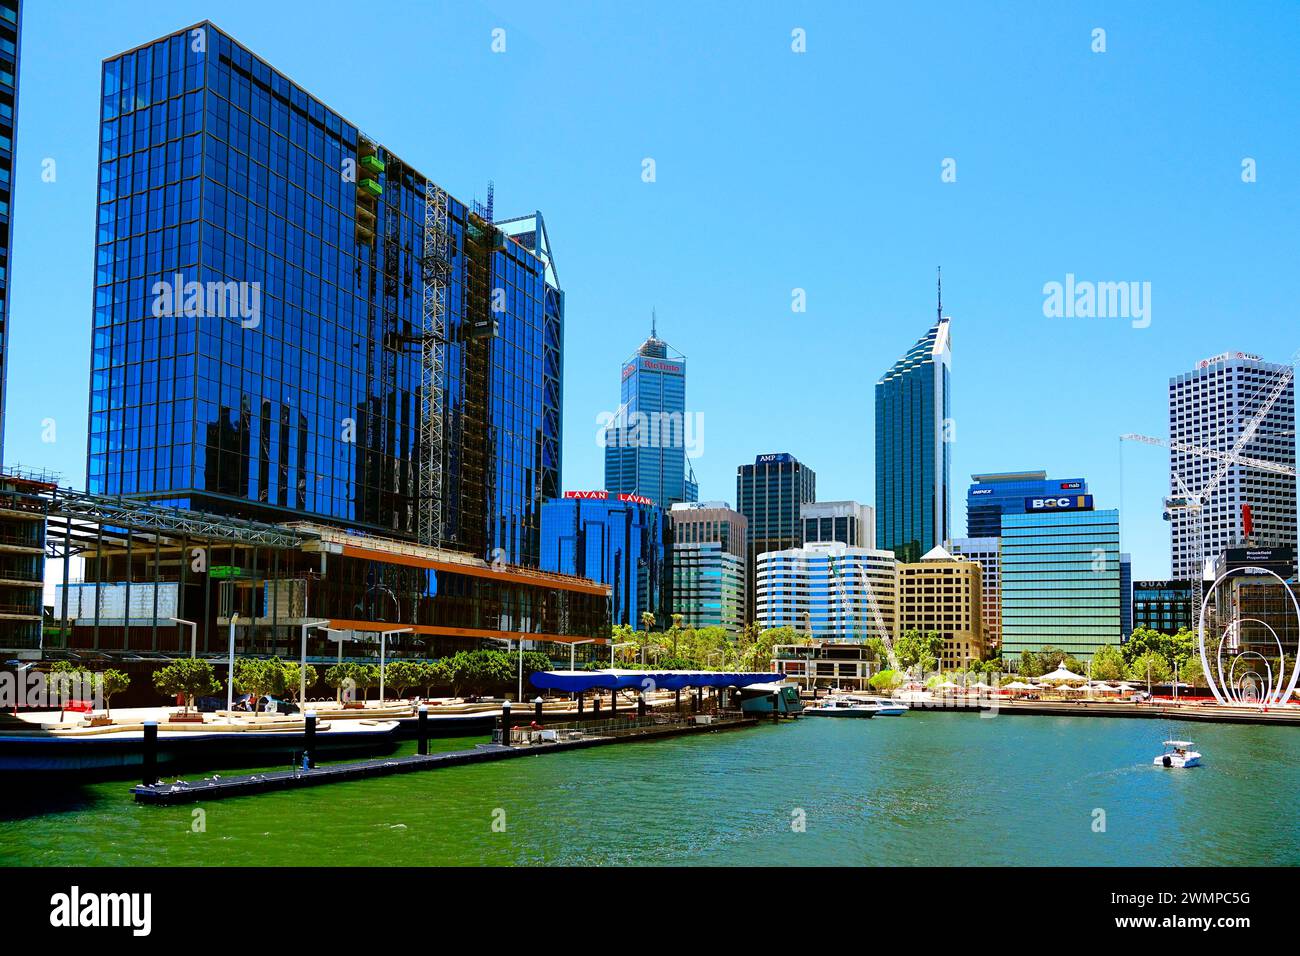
[507,709,747,746]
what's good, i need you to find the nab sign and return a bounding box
[1025,494,1094,512]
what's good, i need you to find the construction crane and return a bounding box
[417,178,452,547]
[1121,346,1300,622]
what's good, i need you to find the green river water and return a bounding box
[2,712,1298,866]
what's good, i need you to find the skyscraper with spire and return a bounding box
[875,279,952,563]
[603,314,698,508]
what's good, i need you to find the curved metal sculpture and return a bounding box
[1199,566,1300,707]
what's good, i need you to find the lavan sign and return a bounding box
[1025,495,1094,512]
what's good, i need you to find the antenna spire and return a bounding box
[651,307,657,338]
[937,266,943,323]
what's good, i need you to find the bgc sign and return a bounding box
[1026,494,1094,512]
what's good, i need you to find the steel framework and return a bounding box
[419,178,452,547]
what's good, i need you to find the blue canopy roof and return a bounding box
[529,669,786,693]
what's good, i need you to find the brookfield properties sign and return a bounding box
[1025,494,1094,512]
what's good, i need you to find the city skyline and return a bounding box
[3,2,1299,583]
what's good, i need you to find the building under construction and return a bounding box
[86,22,562,572]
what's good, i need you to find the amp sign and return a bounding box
[1025,495,1094,512]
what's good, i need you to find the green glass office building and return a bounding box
[1001,508,1122,662]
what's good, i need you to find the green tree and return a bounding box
[1180,654,1206,689]
[416,659,448,697]
[352,664,380,701]
[281,662,319,703]
[383,660,419,700]
[869,669,903,692]
[234,657,288,713]
[324,662,358,703]
[100,669,131,716]
[1090,645,1127,682]
[1128,650,1172,687]
[1121,625,1194,669]
[895,629,942,672]
[153,659,220,714]
[1019,650,1045,677]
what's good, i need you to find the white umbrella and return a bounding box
[934,680,963,691]
[1039,664,1087,683]
[1003,681,1036,690]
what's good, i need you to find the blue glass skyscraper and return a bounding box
[540,491,667,628]
[603,319,697,508]
[0,0,20,458]
[876,316,951,563]
[86,22,561,567]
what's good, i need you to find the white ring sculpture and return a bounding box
[1199,566,1300,707]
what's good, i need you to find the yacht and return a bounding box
[1154,739,1202,768]
[805,696,880,718]
[850,695,909,716]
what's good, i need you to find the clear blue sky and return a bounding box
[6,0,1298,579]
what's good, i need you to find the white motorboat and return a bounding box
[805,696,880,718]
[849,695,909,716]
[1154,739,1202,768]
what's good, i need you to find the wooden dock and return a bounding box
[132,715,759,805]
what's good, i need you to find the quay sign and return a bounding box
[1025,495,1094,512]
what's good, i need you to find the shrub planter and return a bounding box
[168,712,205,724]
[84,714,114,728]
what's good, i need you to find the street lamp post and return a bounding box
[170,617,197,658]
[569,638,596,671]
[379,627,413,703]
[226,612,239,714]
[298,618,330,705]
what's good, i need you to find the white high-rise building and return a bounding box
[756,541,896,642]
[1168,352,1297,580]
[801,500,875,548]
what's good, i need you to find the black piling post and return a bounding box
[534,696,544,721]
[577,692,584,716]
[303,711,317,768]
[674,688,681,714]
[500,701,512,746]
[770,693,780,723]
[142,721,158,786]
[610,689,617,715]
[638,692,646,718]
[417,705,428,755]
[694,686,702,712]
[593,697,601,717]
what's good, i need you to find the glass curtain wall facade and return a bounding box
[603,325,697,508]
[87,23,561,567]
[967,471,1088,538]
[876,318,951,563]
[0,0,19,458]
[1132,579,1194,635]
[737,453,816,625]
[539,494,667,628]
[669,501,747,635]
[1000,509,1122,661]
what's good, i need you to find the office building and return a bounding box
[87,22,562,567]
[540,491,666,629]
[1169,352,1296,580]
[737,452,816,624]
[876,317,951,562]
[897,545,984,668]
[947,535,1001,658]
[1001,506,1122,661]
[603,319,698,508]
[1132,579,1194,635]
[669,501,746,635]
[755,541,896,643]
[1120,552,1133,638]
[967,471,1088,538]
[0,466,50,656]
[771,642,873,690]
[0,0,19,458]
[1210,547,1299,661]
[802,500,874,548]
